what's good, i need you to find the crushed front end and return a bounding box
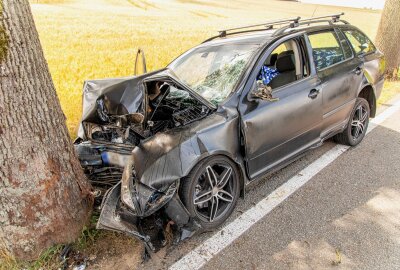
[73,69,214,253]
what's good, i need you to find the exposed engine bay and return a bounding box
[82,79,210,146]
[74,76,211,200]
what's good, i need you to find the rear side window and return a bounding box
[336,29,353,59]
[343,29,376,55]
[308,31,345,70]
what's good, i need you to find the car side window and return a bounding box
[343,29,376,55]
[256,39,306,91]
[335,29,353,59]
[308,31,345,71]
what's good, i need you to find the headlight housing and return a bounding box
[144,181,178,214]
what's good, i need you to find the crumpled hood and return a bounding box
[77,68,215,139]
[77,69,174,139]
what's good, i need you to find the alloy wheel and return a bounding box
[193,163,237,223]
[351,103,368,140]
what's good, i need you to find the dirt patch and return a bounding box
[82,232,144,270]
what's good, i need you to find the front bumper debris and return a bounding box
[96,183,154,251]
[96,160,198,255]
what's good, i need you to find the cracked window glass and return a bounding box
[169,43,258,105]
[343,29,376,55]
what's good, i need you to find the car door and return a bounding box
[307,29,364,138]
[239,35,323,180]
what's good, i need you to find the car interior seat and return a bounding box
[266,53,278,67]
[268,51,296,89]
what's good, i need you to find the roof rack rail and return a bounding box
[203,12,347,43]
[301,12,345,23]
[202,17,300,43]
[272,12,347,36]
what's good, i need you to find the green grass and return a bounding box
[1,245,63,270]
[30,0,390,137]
[73,214,101,250]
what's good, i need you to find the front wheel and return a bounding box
[334,98,370,146]
[180,156,240,230]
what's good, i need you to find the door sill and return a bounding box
[246,138,322,182]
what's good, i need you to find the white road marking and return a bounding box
[169,98,400,270]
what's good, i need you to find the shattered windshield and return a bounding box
[169,43,258,105]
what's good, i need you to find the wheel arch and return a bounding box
[358,84,376,118]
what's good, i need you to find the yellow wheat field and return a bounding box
[31,0,385,136]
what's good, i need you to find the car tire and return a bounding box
[334,98,370,146]
[180,155,240,231]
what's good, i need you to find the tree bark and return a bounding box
[0,0,92,260]
[375,0,400,79]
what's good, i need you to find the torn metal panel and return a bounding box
[78,75,145,139]
[96,182,153,249]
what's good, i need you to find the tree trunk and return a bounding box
[375,0,400,79]
[0,0,92,260]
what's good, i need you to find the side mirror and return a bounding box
[134,48,147,76]
[251,80,279,102]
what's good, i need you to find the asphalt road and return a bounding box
[144,96,400,270]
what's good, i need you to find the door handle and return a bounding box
[308,89,319,99]
[354,66,362,75]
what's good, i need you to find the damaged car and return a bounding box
[74,13,384,255]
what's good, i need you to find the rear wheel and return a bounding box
[334,98,370,146]
[180,156,240,230]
